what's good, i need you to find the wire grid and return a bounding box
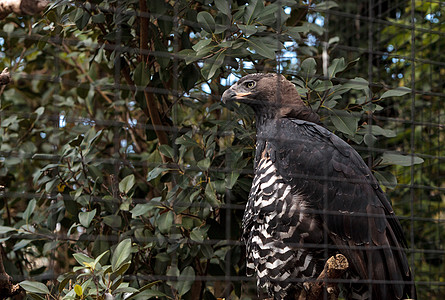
[0,0,444,299]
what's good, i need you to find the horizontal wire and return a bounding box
[4,228,444,255]
[2,188,445,224]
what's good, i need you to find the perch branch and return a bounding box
[298,254,349,300]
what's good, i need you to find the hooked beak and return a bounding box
[222,88,252,103]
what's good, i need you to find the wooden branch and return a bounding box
[298,254,349,300]
[0,0,49,19]
[0,68,10,85]
[0,186,23,299]
[139,0,171,163]
[0,261,22,299]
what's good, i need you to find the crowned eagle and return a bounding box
[222,73,416,300]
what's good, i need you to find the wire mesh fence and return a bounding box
[0,0,443,299]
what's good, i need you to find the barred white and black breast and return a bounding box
[243,141,325,299]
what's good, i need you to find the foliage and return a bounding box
[0,0,439,299]
[380,2,445,298]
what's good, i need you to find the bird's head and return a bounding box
[222,73,320,123]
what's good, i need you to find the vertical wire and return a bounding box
[223,2,231,296]
[172,2,179,161]
[113,1,124,192]
[409,0,416,297]
[428,0,433,294]
[367,1,374,297]
[223,0,233,296]
[322,4,330,299]
[50,11,62,281]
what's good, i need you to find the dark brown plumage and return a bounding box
[222,73,416,300]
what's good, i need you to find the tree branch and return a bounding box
[0,0,49,19]
[0,68,10,85]
[139,0,171,163]
[0,186,23,299]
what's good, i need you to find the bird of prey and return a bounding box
[222,73,416,300]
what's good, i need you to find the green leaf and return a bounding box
[192,39,212,52]
[73,253,94,266]
[173,191,192,214]
[133,62,151,88]
[380,87,411,98]
[316,1,339,10]
[93,250,110,267]
[0,226,16,234]
[301,58,317,80]
[197,11,215,33]
[178,49,199,65]
[22,199,36,222]
[214,0,230,17]
[175,135,199,147]
[244,0,264,24]
[343,77,369,90]
[190,227,206,243]
[159,144,175,159]
[127,289,169,300]
[119,174,135,194]
[330,111,358,136]
[237,24,259,36]
[225,172,240,189]
[328,36,340,45]
[286,27,302,40]
[74,284,83,296]
[313,80,333,92]
[304,22,325,35]
[88,165,103,182]
[111,238,132,272]
[157,210,174,234]
[75,9,90,30]
[247,37,275,59]
[112,261,131,277]
[147,167,170,181]
[103,215,122,228]
[327,58,346,78]
[380,152,424,166]
[35,107,45,117]
[131,203,152,218]
[92,13,105,23]
[19,281,50,294]
[360,125,396,137]
[79,209,96,228]
[363,133,377,146]
[202,50,225,80]
[197,157,211,171]
[176,266,195,296]
[374,170,398,189]
[205,183,220,207]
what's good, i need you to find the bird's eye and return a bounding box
[245,81,256,89]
